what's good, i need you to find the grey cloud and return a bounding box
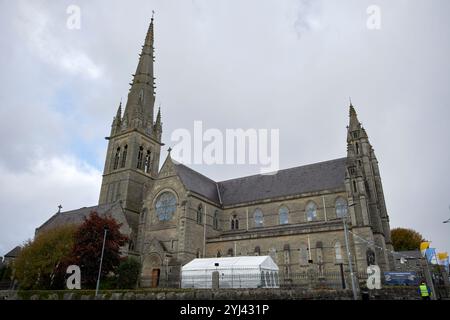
[0,0,449,256]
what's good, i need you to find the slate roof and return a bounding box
[4,246,21,258]
[174,163,222,204]
[36,202,121,235]
[173,158,347,206]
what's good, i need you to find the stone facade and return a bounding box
[34,17,394,289]
[131,20,394,287]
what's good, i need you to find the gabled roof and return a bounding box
[36,202,130,235]
[218,158,347,206]
[170,157,347,206]
[174,163,222,204]
[4,246,21,258]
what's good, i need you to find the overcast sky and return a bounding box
[1,0,449,259]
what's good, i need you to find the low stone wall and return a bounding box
[2,286,440,300]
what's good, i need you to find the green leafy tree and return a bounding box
[69,212,128,289]
[13,225,77,289]
[391,228,426,251]
[116,258,141,289]
[0,265,12,281]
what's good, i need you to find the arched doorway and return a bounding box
[143,253,162,288]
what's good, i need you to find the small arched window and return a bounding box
[335,198,348,218]
[254,209,264,228]
[227,248,234,257]
[231,214,239,230]
[197,204,203,225]
[121,145,128,168]
[279,206,289,225]
[306,202,317,222]
[113,147,121,170]
[137,146,144,169]
[213,210,219,230]
[216,250,222,258]
[254,246,261,256]
[144,150,151,173]
[356,142,360,155]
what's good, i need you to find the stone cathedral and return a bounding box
[37,17,394,288]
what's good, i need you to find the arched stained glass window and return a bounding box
[279,206,289,225]
[306,202,317,222]
[155,192,176,221]
[335,198,348,218]
[254,209,264,228]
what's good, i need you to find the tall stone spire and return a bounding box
[123,13,156,131]
[348,103,361,130]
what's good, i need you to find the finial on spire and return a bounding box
[152,10,155,21]
[57,204,63,214]
[116,99,122,119]
[168,147,172,154]
[349,98,357,118]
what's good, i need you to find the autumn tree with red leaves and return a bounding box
[69,212,128,289]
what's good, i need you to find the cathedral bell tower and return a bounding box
[99,15,163,248]
[344,103,393,271]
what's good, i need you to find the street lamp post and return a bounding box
[95,226,108,296]
[343,215,359,300]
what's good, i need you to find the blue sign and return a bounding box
[384,272,419,286]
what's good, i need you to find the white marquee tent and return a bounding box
[181,256,279,289]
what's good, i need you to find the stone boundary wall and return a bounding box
[0,286,436,300]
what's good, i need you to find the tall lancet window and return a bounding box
[139,89,144,104]
[144,150,151,173]
[197,204,203,225]
[121,145,128,168]
[137,146,144,169]
[335,198,348,218]
[279,206,289,225]
[254,209,264,228]
[306,202,318,222]
[113,147,121,170]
